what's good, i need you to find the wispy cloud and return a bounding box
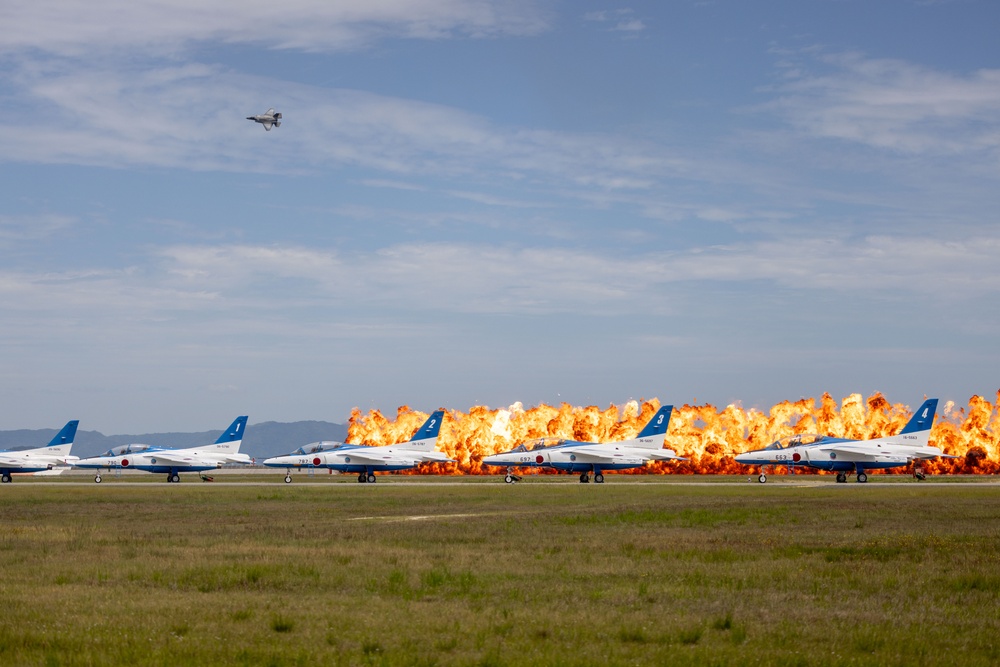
[0,0,551,56]
[767,51,1000,156]
[584,8,646,32]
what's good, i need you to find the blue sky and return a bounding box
[1,0,998,433]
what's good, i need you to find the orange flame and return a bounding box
[346,392,1000,476]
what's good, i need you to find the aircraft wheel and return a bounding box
[504,474,514,484]
[357,473,366,483]
[836,473,847,483]
[758,474,767,484]
[579,473,589,483]
[171,474,181,483]
[857,472,868,483]
[95,475,102,484]
[366,474,376,484]
[594,473,605,484]
[1,473,11,484]
[284,475,292,484]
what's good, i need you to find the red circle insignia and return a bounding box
[121,459,129,467]
[792,453,801,462]
[535,454,544,464]
[313,457,321,466]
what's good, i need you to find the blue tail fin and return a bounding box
[410,410,445,442]
[215,416,248,444]
[899,399,937,434]
[637,406,673,438]
[47,420,79,447]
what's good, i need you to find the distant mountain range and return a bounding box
[0,421,348,461]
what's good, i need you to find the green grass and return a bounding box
[0,481,999,665]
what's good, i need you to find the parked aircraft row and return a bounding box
[0,398,953,484]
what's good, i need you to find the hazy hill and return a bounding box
[0,421,348,461]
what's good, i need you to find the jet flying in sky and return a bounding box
[735,398,950,483]
[246,108,281,130]
[483,405,685,483]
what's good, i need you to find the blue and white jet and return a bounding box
[75,416,249,483]
[482,405,685,483]
[0,420,80,483]
[735,399,952,483]
[262,410,449,483]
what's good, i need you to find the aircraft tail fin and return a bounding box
[899,399,938,434]
[404,410,445,452]
[274,120,281,128]
[623,405,673,450]
[35,420,80,457]
[213,416,248,452]
[637,406,673,438]
[48,420,79,448]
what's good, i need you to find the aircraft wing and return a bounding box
[557,446,630,464]
[144,451,216,467]
[338,450,417,466]
[262,121,273,130]
[414,451,454,463]
[0,455,33,468]
[646,450,688,461]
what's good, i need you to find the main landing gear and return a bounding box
[166,473,181,483]
[1,473,12,484]
[835,471,867,483]
[836,473,847,483]
[503,468,522,484]
[578,471,605,484]
[357,472,377,483]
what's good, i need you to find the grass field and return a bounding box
[1,477,999,666]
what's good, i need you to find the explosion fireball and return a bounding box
[346,392,1000,476]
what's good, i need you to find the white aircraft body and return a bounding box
[482,405,686,483]
[735,398,952,483]
[74,416,249,483]
[263,410,448,483]
[0,420,79,483]
[247,108,281,130]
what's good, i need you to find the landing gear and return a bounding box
[856,472,868,483]
[284,475,292,484]
[594,472,605,484]
[357,473,366,483]
[503,468,522,484]
[1,473,12,484]
[94,474,102,483]
[836,473,847,483]
[758,473,767,484]
[366,473,376,484]
[167,473,180,483]
[579,473,590,483]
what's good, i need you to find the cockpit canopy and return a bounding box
[100,443,156,456]
[764,434,829,450]
[510,437,584,453]
[291,441,348,455]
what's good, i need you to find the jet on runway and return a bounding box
[482,405,685,483]
[74,416,249,483]
[0,420,79,483]
[247,108,281,130]
[735,398,951,483]
[263,410,448,483]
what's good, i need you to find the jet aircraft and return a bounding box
[0,420,79,483]
[482,405,685,483]
[735,398,951,483]
[247,108,281,130]
[74,416,249,483]
[263,410,448,483]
